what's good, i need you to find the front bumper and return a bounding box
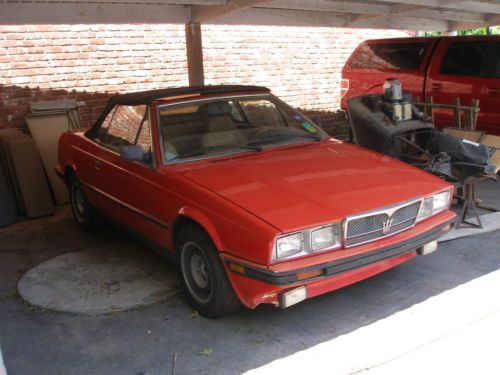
[222,213,455,308]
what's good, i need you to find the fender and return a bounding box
[175,206,224,251]
[58,132,79,181]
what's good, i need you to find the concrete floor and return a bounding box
[0,182,498,375]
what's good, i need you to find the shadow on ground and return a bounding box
[0,203,499,375]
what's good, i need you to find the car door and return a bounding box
[80,104,170,247]
[341,38,437,109]
[426,37,500,135]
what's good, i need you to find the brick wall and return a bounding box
[0,24,412,131]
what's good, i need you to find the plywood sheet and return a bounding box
[26,113,70,204]
[8,137,54,218]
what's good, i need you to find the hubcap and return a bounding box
[181,241,213,304]
[71,183,85,222]
[190,254,209,289]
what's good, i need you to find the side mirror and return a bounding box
[120,145,144,162]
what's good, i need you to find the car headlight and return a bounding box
[417,190,451,221]
[275,232,303,259]
[273,223,342,262]
[311,225,341,251]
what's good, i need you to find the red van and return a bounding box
[341,35,500,135]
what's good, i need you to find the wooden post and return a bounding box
[185,22,204,87]
[465,99,480,130]
[452,97,461,128]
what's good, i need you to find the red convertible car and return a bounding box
[57,85,456,317]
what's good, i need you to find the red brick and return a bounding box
[0,24,412,130]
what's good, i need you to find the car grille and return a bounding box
[344,199,422,247]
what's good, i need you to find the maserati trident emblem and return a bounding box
[382,217,394,235]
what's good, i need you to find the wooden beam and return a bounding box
[207,7,450,31]
[185,22,205,86]
[264,0,389,15]
[261,1,486,22]
[191,0,272,23]
[0,2,188,24]
[376,0,500,14]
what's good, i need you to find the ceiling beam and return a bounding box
[0,2,188,24]
[376,0,500,14]
[0,0,225,4]
[207,7,450,31]
[260,1,486,22]
[191,0,272,23]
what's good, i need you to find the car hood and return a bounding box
[177,140,449,232]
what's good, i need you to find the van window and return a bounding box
[439,41,499,77]
[349,42,428,70]
[488,42,500,78]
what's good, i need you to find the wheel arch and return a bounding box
[63,164,78,187]
[172,208,224,252]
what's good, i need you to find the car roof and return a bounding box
[106,85,271,106]
[85,85,271,138]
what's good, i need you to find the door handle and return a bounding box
[94,160,102,170]
[486,87,498,96]
[431,83,443,92]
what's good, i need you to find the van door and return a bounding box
[426,37,500,135]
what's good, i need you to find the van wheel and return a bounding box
[68,174,101,231]
[176,225,241,318]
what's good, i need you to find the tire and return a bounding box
[68,174,101,231]
[175,225,241,318]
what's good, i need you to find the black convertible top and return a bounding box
[85,85,271,138]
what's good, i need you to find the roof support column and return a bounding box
[185,22,205,87]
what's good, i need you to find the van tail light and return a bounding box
[340,78,350,98]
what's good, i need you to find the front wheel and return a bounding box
[176,225,241,318]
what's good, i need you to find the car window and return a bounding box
[96,104,148,152]
[135,110,154,164]
[158,96,325,163]
[349,42,429,70]
[99,106,116,133]
[238,100,287,128]
[439,41,498,77]
[487,42,500,78]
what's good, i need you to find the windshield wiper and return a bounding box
[169,145,261,162]
[294,133,322,141]
[237,144,263,152]
[169,150,206,161]
[245,133,321,147]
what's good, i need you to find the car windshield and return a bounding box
[157,95,326,163]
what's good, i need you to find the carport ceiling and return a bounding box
[1,0,499,31]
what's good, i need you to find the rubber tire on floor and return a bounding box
[176,224,241,318]
[68,174,101,231]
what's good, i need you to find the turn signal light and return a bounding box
[229,263,245,275]
[296,269,324,281]
[340,79,350,98]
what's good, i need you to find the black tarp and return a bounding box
[347,94,433,155]
[0,161,16,227]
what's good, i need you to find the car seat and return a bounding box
[200,102,246,150]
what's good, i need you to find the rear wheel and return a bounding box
[68,174,101,231]
[176,225,241,318]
